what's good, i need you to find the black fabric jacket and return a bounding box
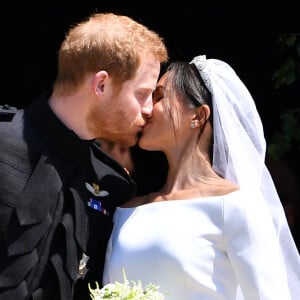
[0,94,136,300]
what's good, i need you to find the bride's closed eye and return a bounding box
[152,86,164,104]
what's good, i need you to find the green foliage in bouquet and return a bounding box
[88,269,167,300]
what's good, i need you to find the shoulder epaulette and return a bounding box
[0,104,17,121]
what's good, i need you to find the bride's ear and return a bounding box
[194,104,210,125]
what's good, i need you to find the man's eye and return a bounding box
[137,91,149,100]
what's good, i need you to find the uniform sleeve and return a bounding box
[223,190,292,300]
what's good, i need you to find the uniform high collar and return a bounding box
[25,91,94,163]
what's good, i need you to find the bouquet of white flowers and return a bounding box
[88,269,167,300]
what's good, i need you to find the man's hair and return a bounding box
[53,13,168,95]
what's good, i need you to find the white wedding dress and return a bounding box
[103,189,291,300]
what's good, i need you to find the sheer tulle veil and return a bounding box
[190,55,300,300]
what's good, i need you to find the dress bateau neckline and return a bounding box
[119,189,242,210]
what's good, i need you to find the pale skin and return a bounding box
[49,54,160,147]
[123,71,239,207]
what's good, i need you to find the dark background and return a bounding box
[1,0,299,140]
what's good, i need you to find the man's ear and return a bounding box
[93,70,108,95]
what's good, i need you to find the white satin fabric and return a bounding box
[103,190,292,300]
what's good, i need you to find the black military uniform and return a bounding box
[0,94,136,300]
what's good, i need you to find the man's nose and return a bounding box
[141,97,153,116]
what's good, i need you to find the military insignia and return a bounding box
[87,198,110,216]
[85,182,109,197]
[77,252,89,279]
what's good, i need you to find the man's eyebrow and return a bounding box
[138,87,156,93]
